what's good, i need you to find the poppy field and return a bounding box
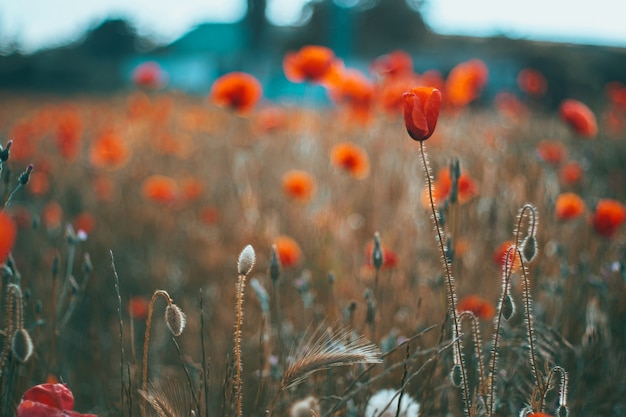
[1,47,626,417]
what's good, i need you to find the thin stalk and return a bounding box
[234,274,247,417]
[110,251,126,417]
[200,289,210,417]
[419,141,470,413]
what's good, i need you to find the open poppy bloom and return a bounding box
[16,383,97,417]
[141,175,178,204]
[132,61,166,89]
[274,235,303,268]
[328,69,374,123]
[517,68,547,97]
[445,59,488,107]
[559,99,598,138]
[592,199,626,238]
[89,131,129,169]
[555,192,586,221]
[283,45,339,84]
[282,170,317,203]
[0,211,17,262]
[330,142,370,179]
[402,87,442,141]
[209,72,263,115]
[458,295,495,320]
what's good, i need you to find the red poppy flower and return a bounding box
[330,142,370,179]
[592,199,626,238]
[559,99,598,138]
[128,296,150,320]
[274,235,302,268]
[528,413,552,417]
[536,140,567,166]
[282,170,317,203]
[132,61,166,89]
[422,168,477,206]
[55,110,82,161]
[0,211,17,262]
[89,131,129,169]
[517,68,547,97]
[328,69,374,122]
[141,175,178,204]
[283,45,338,84]
[458,295,495,320]
[16,383,96,417]
[555,192,585,221]
[371,50,413,79]
[493,241,521,272]
[73,212,95,234]
[402,87,442,141]
[445,59,488,107]
[210,72,263,114]
[559,161,583,186]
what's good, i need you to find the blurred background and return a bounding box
[1,0,626,105]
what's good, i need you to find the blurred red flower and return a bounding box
[28,171,50,196]
[330,142,370,179]
[89,131,129,169]
[365,241,398,269]
[255,106,288,133]
[141,175,178,204]
[200,205,220,225]
[55,110,82,161]
[274,235,302,268]
[559,99,598,138]
[493,241,521,272]
[445,59,488,107]
[402,87,442,141]
[282,170,317,203]
[592,199,626,238]
[371,50,413,80]
[16,383,96,417]
[458,295,495,320]
[210,72,263,115]
[559,161,583,186]
[0,211,17,262]
[42,202,63,231]
[517,68,547,97]
[128,296,150,320]
[73,212,95,234]
[555,192,586,221]
[180,177,204,202]
[283,45,339,84]
[132,61,166,89]
[536,139,567,166]
[328,69,374,123]
[423,168,478,206]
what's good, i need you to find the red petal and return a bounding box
[22,384,75,411]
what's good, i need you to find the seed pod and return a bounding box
[449,364,463,388]
[237,245,256,276]
[502,293,515,321]
[11,328,34,363]
[372,232,384,270]
[165,304,186,336]
[269,245,280,283]
[521,235,538,263]
[557,405,569,417]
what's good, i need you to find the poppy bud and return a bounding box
[402,87,442,141]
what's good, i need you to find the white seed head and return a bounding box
[237,244,256,276]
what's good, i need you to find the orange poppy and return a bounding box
[592,199,626,238]
[458,295,495,321]
[517,68,547,97]
[559,161,583,186]
[365,241,399,269]
[330,142,370,179]
[274,235,303,268]
[378,77,415,115]
[528,413,553,417]
[445,59,488,107]
[89,131,129,169]
[559,99,598,138]
[282,170,317,203]
[209,72,263,115]
[328,69,374,122]
[493,241,521,272]
[0,211,17,262]
[555,193,586,221]
[128,296,150,320]
[424,168,477,206]
[42,201,63,231]
[132,61,166,89]
[370,50,413,80]
[402,87,442,141]
[141,175,178,204]
[73,212,95,234]
[535,140,567,166]
[283,45,338,84]
[55,110,82,161]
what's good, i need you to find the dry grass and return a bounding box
[0,87,625,417]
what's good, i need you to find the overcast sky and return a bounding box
[1,0,625,53]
